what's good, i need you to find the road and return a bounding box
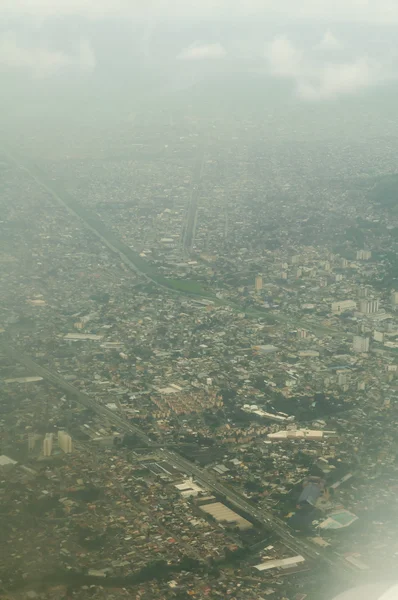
[2,147,345,337]
[182,148,206,254]
[1,341,357,581]
[0,148,198,298]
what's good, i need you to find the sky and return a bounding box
[0,0,397,101]
[2,0,398,23]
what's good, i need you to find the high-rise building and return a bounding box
[357,285,369,298]
[359,299,379,314]
[356,250,371,260]
[297,329,308,339]
[58,431,72,454]
[28,433,37,451]
[43,433,53,457]
[353,336,370,353]
[255,275,263,292]
[391,291,398,309]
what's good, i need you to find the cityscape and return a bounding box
[1,4,398,600]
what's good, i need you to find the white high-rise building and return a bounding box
[357,285,369,298]
[297,329,308,339]
[391,291,398,309]
[43,433,53,457]
[359,299,379,314]
[356,250,371,260]
[353,336,370,353]
[255,275,263,292]
[28,433,36,451]
[58,431,72,454]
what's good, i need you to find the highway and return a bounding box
[1,147,344,338]
[0,148,186,297]
[182,148,206,254]
[1,341,357,582]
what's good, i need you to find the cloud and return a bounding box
[318,31,342,50]
[267,36,303,77]
[297,59,375,100]
[177,42,227,61]
[0,32,95,76]
[265,35,393,101]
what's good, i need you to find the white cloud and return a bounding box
[318,31,342,50]
[266,35,393,101]
[266,37,303,77]
[177,43,227,61]
[297,59,375,100]
[0,32,96,76]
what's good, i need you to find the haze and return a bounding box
[1,2,398,600]
[1,0,398,128]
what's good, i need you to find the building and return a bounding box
[356,250,371,260]
[358,285,369,298]
[331,300,357,314]
[0,455,17,470]
[353,336,370,353]
[28,433,39,451]
[58,431,72,453]
[268,429,336,441]
[43,433,53,457]
[255,275,263,292]
[252,344,279,355]
[296,329,308,339]
[338,373,348,386]
[298,482,323,506]
[254,555,305,572]
[391,291,398,309]
[359,299,379,314]
[5,376,43,384]
[200,502,252,530]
